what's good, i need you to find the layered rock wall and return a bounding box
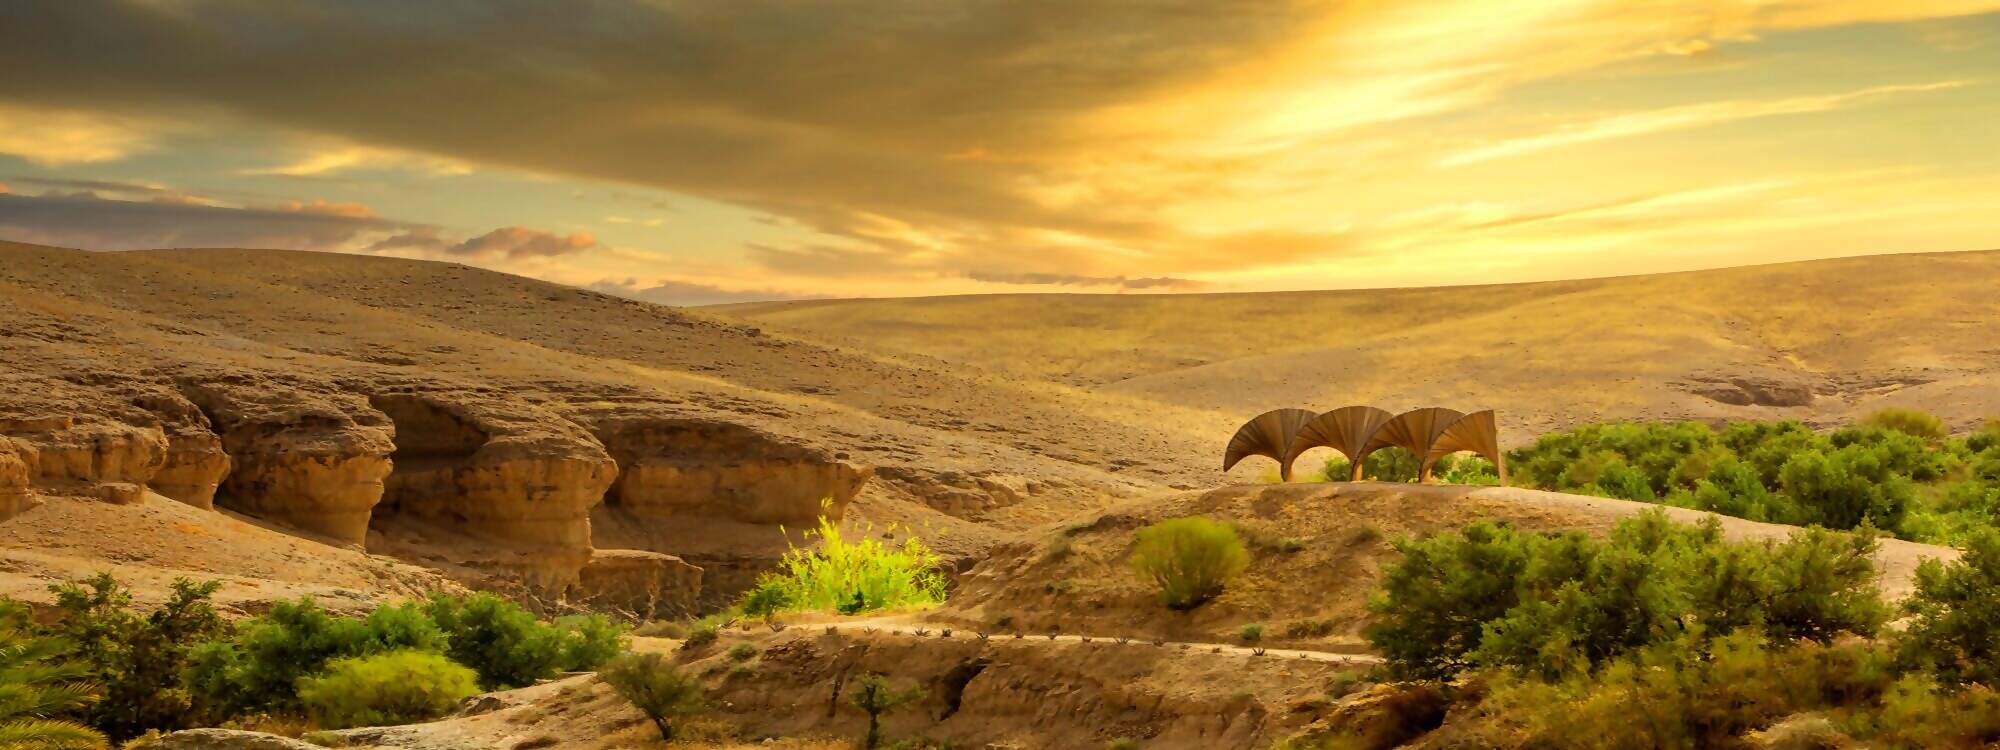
[569,548,702,619]
[368,393,617,590]
[183,381,393,545]
[585,415,871,525]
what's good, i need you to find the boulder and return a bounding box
[571,548,704,619]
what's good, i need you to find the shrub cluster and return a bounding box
[1366,511,1885,680]
[2,578,628,740]
[736,514,947,618]
[1322,449,1500,485]
[1505,409,2000,541]
[1347,517,2000,748]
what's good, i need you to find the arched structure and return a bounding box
[1224,405,1506,484]
[1285,405,1395,481]
[1222,407,1316,481]
[1433,409,1508,484]
[1363,407,1463,482]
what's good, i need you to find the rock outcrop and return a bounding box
[569,548,703,619]
[182,379,393,545]
[0,438,34,521]
[580,412,871,525]
[368,392,617,590]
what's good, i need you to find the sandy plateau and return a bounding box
[1,242,1992,748]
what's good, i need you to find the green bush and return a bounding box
[553,614,628,672]
[1239,623,1263,643]
[187,597,443,715]
[1128,517,1249,610]
[422,593,567,691]
[46,574,227,740]
[295,650,478,729]
[735,514,946,616]
[1898,530,2000,686]
[1367,512,1885,680]
[601,652,705,742]
[727,643,758,662]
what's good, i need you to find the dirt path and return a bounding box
[648,613,1382,665]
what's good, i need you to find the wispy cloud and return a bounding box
[0,104,169,166]
[1440,81,1968,166]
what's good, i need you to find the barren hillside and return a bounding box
[0,241,1222,612]
[726,250,2000,441]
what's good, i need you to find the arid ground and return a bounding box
[2,242,1992,748]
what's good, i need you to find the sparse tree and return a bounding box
[600,652,705,742]
[847,673,924,749]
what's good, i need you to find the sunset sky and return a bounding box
[1,1,1996,303]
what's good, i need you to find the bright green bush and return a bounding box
[295,650,478,729]
[46,574,226,740]
[601,652,705,742]
[1367,512,1885,680]
[1129,517,1249,610]
[422,593,567,690]
[1778,445,1914,531]
[735,514,946,616]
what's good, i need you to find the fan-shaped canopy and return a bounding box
[1363,407,1465,481]
[1433,409,1507,483]
[1286,405,1396,480]
[1223,407,1317,480]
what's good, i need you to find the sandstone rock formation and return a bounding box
[0,438,34,521]
[569,548,702,619]
[181,379,394,545]
[368,392,616,590]
[580,411,872,525]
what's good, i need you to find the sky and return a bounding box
[1,1,1996,304]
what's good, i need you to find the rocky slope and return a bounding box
[0,241,1208,613]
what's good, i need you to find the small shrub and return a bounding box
[1129,517,1249,610]
[1861,407,1947,441]
[296,650,479,729]
[991,614,1014,629]
[849,674,925,749]
[1239,623,1263,642]
[681,622,720,650]
[554,613,628,672]
[424,593,568,690]
[1285,619,1336,639]
[1106,738,1139,750]
[727,643,758,662]
[601,652,705,742]
[736,512,946,617]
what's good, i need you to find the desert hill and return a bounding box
[726,249,2000,441]
[0,241,1225,613]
